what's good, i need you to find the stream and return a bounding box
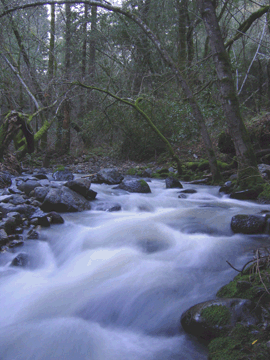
[0,179,269,360]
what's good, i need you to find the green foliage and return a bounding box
[201,305,231,327]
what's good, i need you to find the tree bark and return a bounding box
[198,0,260,184]
[176,0,188,72]
[62,3,71,153]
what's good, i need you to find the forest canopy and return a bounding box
[0,0,269,183]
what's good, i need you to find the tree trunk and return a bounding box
[62,3,71,152]
[176,0,188,72]
[88,4,97,111]
[198,0,260,185]
[80,3,88,114]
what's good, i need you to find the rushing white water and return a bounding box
[0,179,269,360]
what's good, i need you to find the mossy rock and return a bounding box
[126,168,137,176]
[180,298,260,341]
[200,305,231,327]
[258,183,270,203]
[208,323,270,360]
[217,266,270,305]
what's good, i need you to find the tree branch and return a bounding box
[225,5,270,49]
[1,53,40,110]
[72,81,182,174]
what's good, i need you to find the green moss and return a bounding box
[209,324,269,360]
[139,179,148,186]
[198,160,210,171]
[258,183,270,202]
[53,165,65,173]
[201,305,231,327]
[217,267,270,305]
[127,168,137,175]
[151,172,163,179]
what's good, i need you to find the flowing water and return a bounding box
[0,179,269,360]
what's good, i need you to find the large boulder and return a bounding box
[0,171,12,189]
[0,229,8,246]
[165,177,183,189]
[114,179,151,193]
[52,169,74,181]
[40,186,91,212]
[64,180,97,200]
[96,168,124,185]
[32,187,50,203]
[16,179,41,196]
[231,214,266,234]
[258,163,270,180]
[230,189,259,200]
[180,298,261,341]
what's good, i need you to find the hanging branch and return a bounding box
[225,5,270,49]
[1,53,40,110]
[238,16,267,96]
[72,81,182,174]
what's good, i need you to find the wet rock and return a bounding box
[230,189,259,200]
[47,212,64,224]
[0,172,12,189]
[12,204,36,218]
[64,180,96,200]
[180,298,261,341]
[3,217,17,235]
[17,179,41,196]
[29,210,50,227]
[85,189,97,201]
[0,229,8,246]
[178,194,187,199]
[33,173,48,180]
[141,168,153,177]
[8,239,24,248]
[165,177,183,189]
[179,189,197,194]
[231,214,266,234]
[258,164,270,180]
[52,169,74,181]
[10,253,30,267]
[219,181,233,194]
[40,186,91,212]
[75,177,91,188]
[7,212,22,224]
[32,187,49,202]
[0,195,13,203]
[96,168,124,185]
[9,195,26,205]
[7,186,22,195]
[92,202,121,212]
[137,239,169,253]
[27,228,39,239]
[114,179,151,193]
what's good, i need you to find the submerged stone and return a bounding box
[231,214,266,234]
[114,179,151,193]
